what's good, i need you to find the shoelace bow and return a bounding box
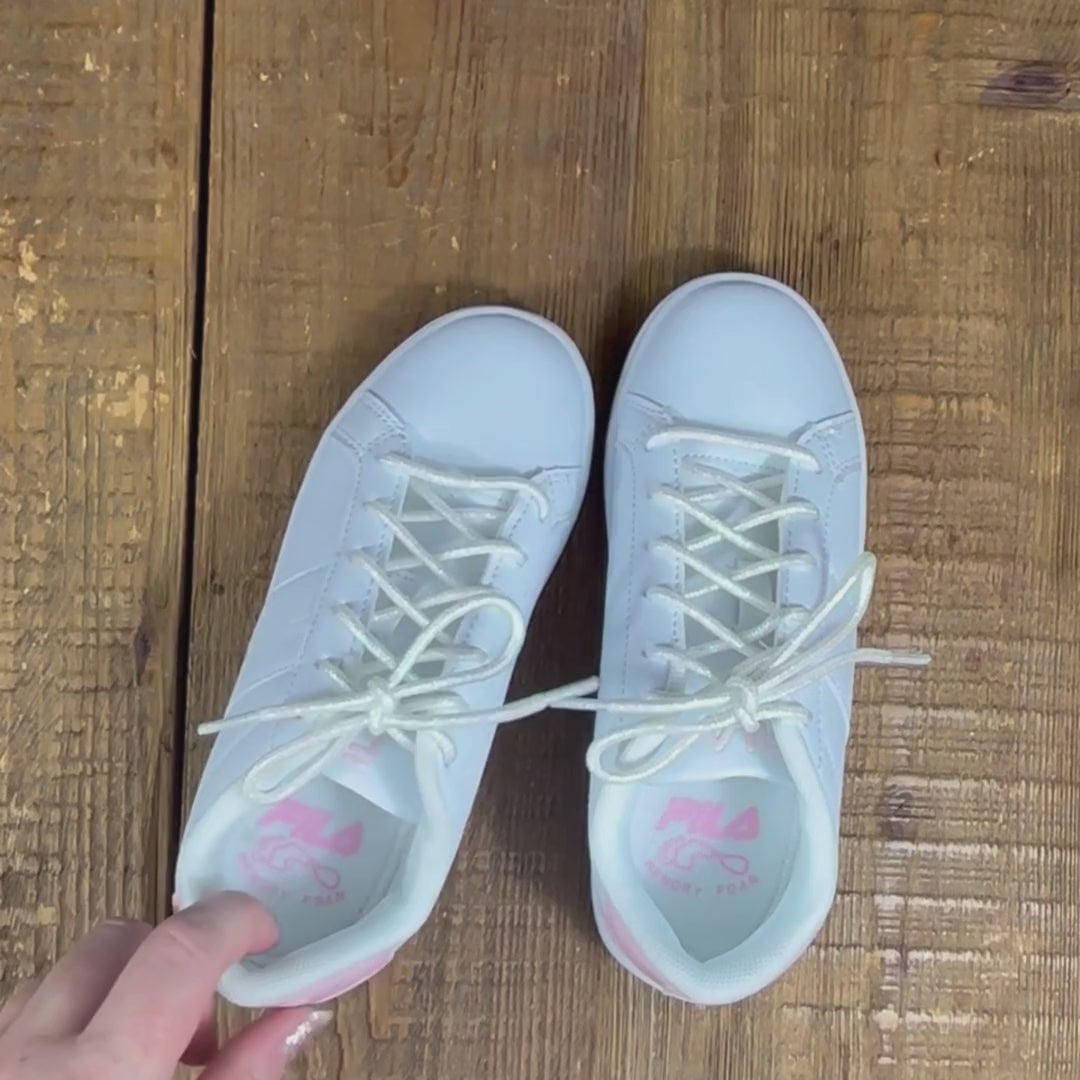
[560,424,929,783]
[200,454,595,803]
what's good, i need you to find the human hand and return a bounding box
[0,891,330,1079]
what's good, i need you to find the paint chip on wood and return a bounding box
[16,240,38,283]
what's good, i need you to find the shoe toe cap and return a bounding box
[362,308,594,474]
[623,276,857,437]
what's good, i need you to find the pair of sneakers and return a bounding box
[176,273,926,1009]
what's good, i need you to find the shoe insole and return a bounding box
[631,776,800,962]
[216,776,414,960]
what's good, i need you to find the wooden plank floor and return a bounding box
[3,1,1080,1077]
[0,0,202,1003]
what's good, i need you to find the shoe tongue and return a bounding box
[649,725,791,786]
[320,738,423,823]
[709,725,790,782]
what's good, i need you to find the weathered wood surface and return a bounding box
[0,0,202,999]
[4,0,1079,1077]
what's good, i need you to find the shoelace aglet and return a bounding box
[862,647,931,668]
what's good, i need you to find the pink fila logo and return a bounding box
[340,740,377,768]
[713,726,780,757]
[656,797,759,842]
[238,798,364,905]
[258,799,365,857]
[654,798,759,878]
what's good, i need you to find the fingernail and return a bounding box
[283,1009,333,1062]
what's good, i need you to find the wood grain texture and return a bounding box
[0,0,201,995]
[187,0,1080,1078]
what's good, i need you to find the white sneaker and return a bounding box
[176,308,595,1007]
[563,274,927,1004]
